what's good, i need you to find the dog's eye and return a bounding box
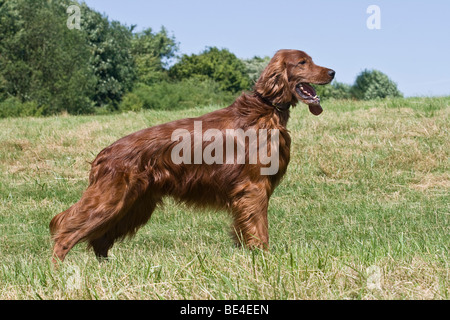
[298,60,306,65]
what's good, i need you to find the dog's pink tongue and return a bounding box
[308,103,323,116]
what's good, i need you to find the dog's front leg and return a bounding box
[230,182,269,250]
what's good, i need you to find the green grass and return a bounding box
[0,97,448,299]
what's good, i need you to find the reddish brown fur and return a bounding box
[49,49,334,263]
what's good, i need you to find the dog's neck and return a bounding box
[252,91,291,127]
[227,93,291,130]
[253,91,290,112]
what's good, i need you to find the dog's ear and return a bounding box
[254,52,295,105]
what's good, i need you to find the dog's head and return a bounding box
[254,49,335,115]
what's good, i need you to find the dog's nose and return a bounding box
[328,69,335,78]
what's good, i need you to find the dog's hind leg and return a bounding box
[50,171,149,263]
[88,193,161,260]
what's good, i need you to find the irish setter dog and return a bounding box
[50,49,335,263]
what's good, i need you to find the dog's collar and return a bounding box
[254,92,290,113]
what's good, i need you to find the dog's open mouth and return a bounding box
[296,83,323,116]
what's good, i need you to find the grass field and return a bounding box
[0,97,448,299]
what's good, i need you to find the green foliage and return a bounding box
[120,79,236,111]
[80,3,136,108]
[351,69,403,100]
[169,47,251,93]
[131,27,178,85]
[314,70,402,101]
[242,56,270,84]
[0,0,95,115]
[314,81,353,100]
[0,97,41,117]
[119,91,144,112]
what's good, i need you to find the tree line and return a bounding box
[0,0,402,118]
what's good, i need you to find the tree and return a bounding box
[242,56,270,85]
[313,81,352,100]
[0,0,96,114]
[131,27,178,85]
[169,47,251,93]
[80,3,136,108]
[351,69,402,100]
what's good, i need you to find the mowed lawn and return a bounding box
[0,97,448,299]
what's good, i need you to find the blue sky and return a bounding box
[83,0,450,97]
